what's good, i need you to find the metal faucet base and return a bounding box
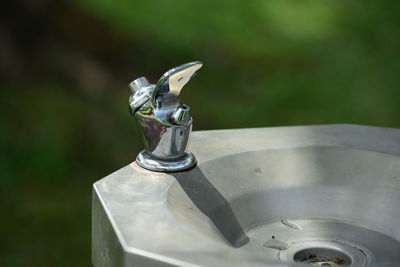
[136,150,197,172]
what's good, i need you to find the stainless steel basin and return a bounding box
[92,125,400,267]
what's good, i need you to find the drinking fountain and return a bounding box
[92,62,400,267]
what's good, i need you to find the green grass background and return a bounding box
[1,0,399,266]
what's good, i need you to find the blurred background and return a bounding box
[1,0,399,266]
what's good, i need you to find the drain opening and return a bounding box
[293,248,352,266]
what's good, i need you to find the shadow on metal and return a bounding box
[171,166,250,248]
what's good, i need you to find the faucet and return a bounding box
[128,61,203,172]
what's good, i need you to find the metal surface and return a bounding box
[128,62,202,172]
[92,125,400,267]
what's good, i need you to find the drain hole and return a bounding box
[294,247,352,266]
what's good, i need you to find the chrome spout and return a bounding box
[171,104,191,124]
[128,61,202,172]
[152,61,202,109]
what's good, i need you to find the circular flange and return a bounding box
[136,150,197,172]
[279,240,368,266]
